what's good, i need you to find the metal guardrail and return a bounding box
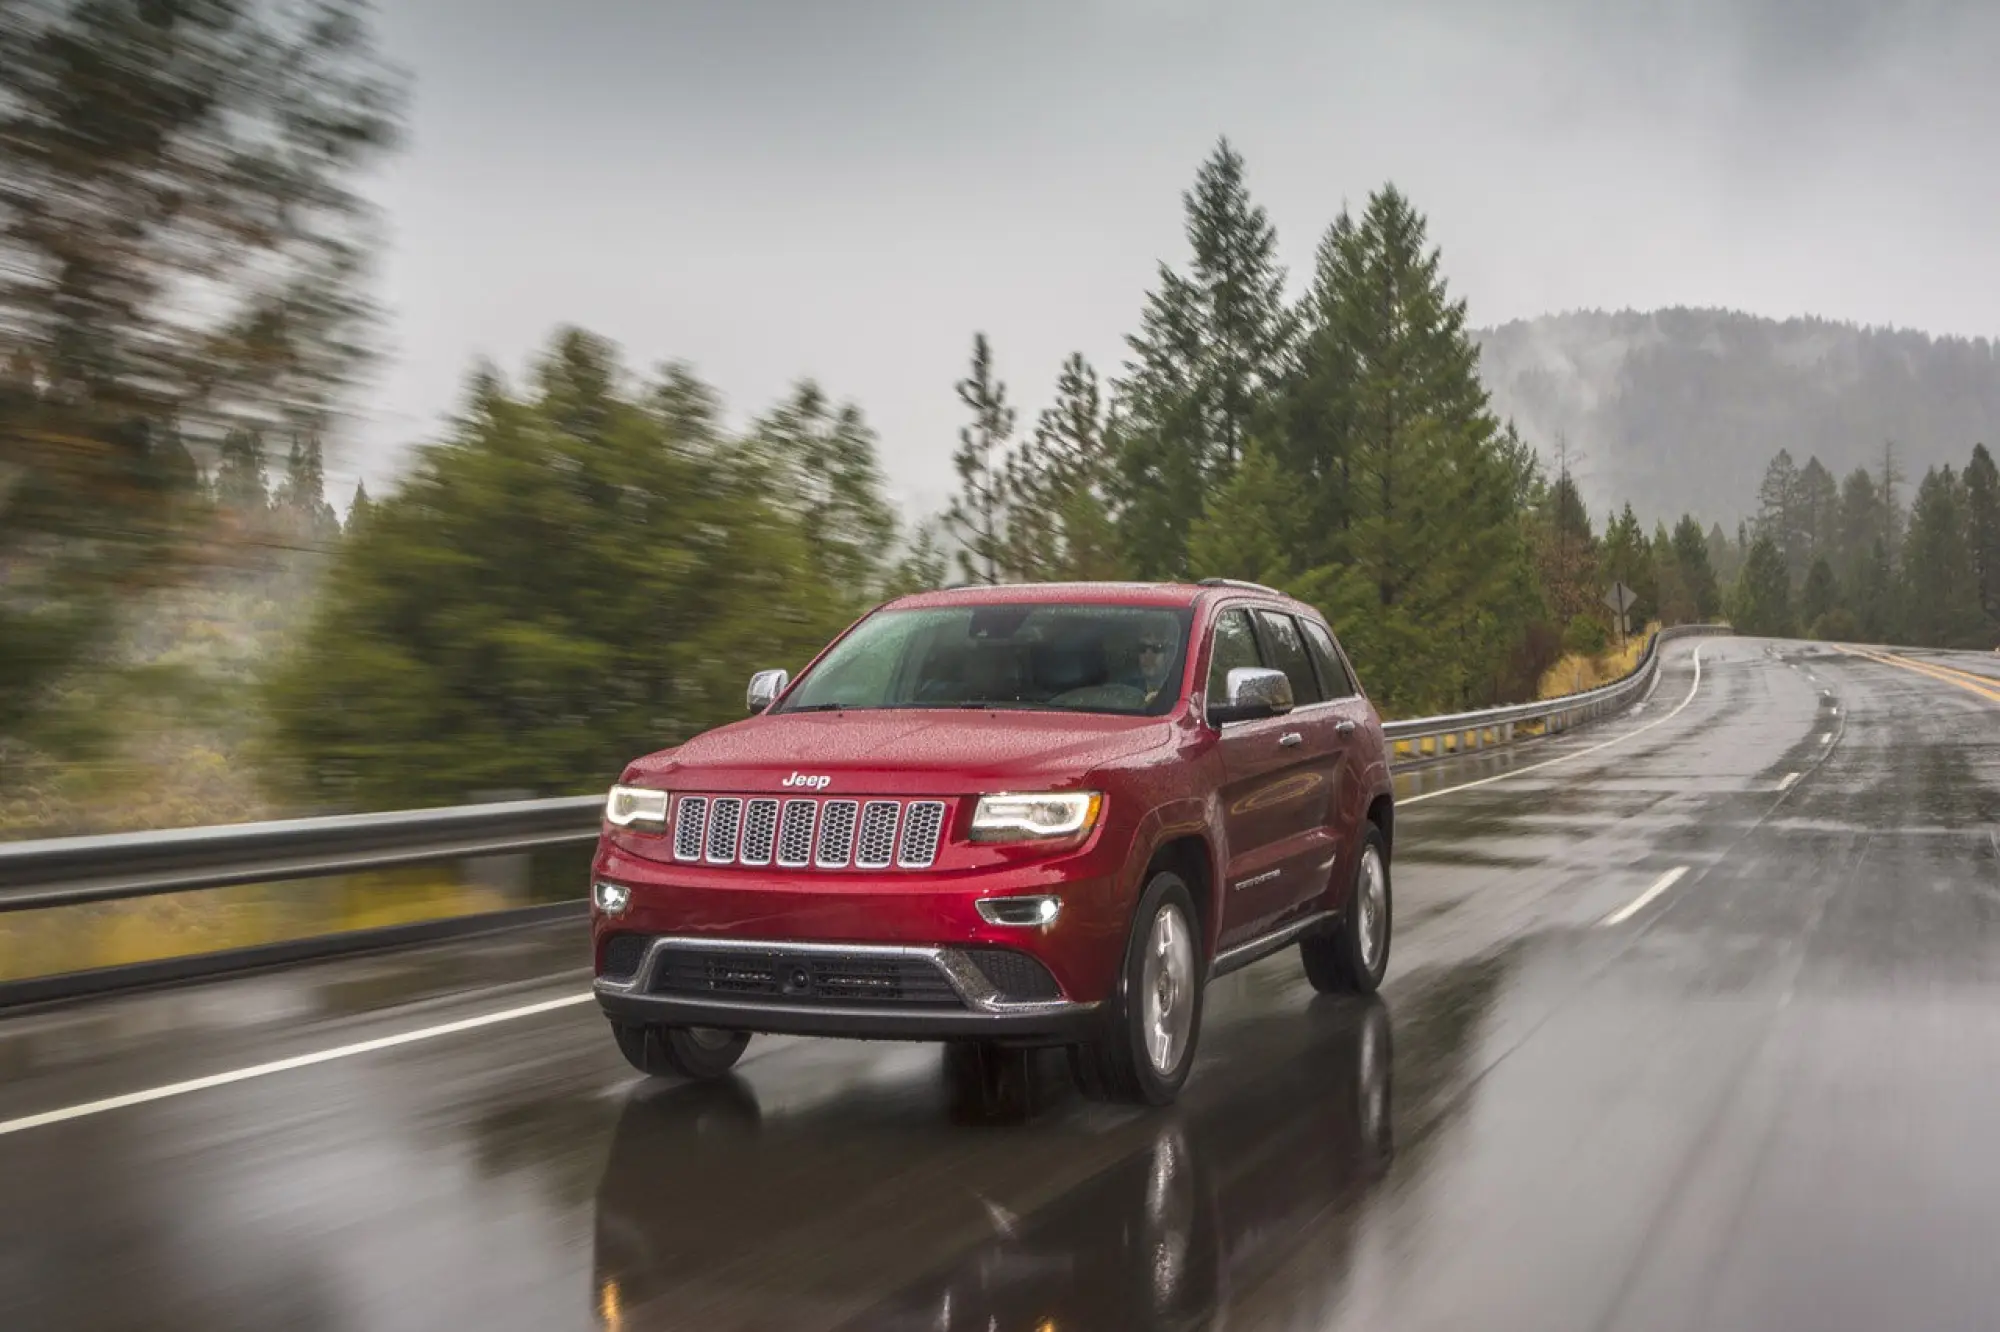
[1381,622,1731,756]
[0,795,602,914]
[0,623,1730,920]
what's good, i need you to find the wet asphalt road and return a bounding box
[4,637,2000,1331]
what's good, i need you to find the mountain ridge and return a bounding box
[1472,307,2000,526]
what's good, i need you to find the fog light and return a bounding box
[976,894,1061,927]
[593,881,632,915]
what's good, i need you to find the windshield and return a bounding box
[778,604,1193,717]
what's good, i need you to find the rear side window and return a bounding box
[1205,609,1263,704]
[1301,619,1357,698]
[1254,610,1323,705]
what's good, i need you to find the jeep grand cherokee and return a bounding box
[590,580,1394,1106]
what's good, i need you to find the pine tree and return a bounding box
[1283,184,1539,713]
[1653,522,1696,625]
[1731,535,1793,636]
[1754,449,1804,583]
[1534,468,1600,624]
[886,518,950,595]
[1671,515,1722,620]
[277,433,337,537]
[1012,353,1120,581]
[999,446,1061,583]
[1186,439,1306,588]
[651,362,725,452]
[1857,539,1894,642]
[1902,465,1983,647]
[1796,456,1838,578]
[1879,439,1906,561]
[1800,558,1837,633]
[1185,140,1291,472]
[946,334,1015,585]
[347,481,373,531]
[216,429,271,512]
[1966,442,2000,637]
[1705,521,1738,588]
[753,381,897,600]
[1601,503,1655,630]
[1113,140,1290,577]
[1835,467,1883,607]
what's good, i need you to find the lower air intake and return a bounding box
[963,948,1064,1002]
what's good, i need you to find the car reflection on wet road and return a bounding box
[6,637,2000,1332]
[595,1000,1396,1331]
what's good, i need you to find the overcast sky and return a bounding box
[339,0,2000,518]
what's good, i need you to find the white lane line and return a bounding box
[1602,866,1688,927]
[1403,644,1707,806]
[0,993,594,1138]
[1778,772,1800,791]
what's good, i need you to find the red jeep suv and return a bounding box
[590,580,1394,1105]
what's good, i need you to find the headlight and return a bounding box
[969,791,1103,842]
[604,784,669,831]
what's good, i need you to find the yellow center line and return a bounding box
[1835,645,2000,703]
[1879,649,2000,691]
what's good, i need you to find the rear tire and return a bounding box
[1302,823,1391,995]
[1070,870,1204,1106]
[611,1022,750,1079]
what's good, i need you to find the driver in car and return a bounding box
[1116,634,1173,706]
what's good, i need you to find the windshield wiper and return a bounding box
[785,702,849,713]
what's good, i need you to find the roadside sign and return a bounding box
[1603,582,1637,649]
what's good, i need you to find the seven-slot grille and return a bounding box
[671,795,948,870]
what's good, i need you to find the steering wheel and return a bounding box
[1049,683,1149,710]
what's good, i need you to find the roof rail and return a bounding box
[1196,577,1287,596]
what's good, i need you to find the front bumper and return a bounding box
[594,935,1102,1045]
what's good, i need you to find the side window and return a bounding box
[1205,609,1263,706]
[1301,618,1357,698]
[1254,610,1323,705]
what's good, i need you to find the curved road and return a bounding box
[3,636,1998,1331]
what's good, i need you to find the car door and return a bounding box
[1248,608,1343,926]
[1209,605,1326,948]
[1297,614,1367,913]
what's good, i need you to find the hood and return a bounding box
[625,708,1177,794]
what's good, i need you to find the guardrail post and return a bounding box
[465,789,533,905]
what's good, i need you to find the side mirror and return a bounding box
[1208,666,1294,725]
[747,669,789,714]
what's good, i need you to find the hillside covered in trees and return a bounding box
[1477,310,2000,526]
[1721,441,2000,650]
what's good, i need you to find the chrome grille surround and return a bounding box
[856,801,900,869]
[673,796,709,862]
[740,799,779,867]
[704,797,743,864]
[898,801,947,869]
[815,800,859,868]
[777,800,818,868]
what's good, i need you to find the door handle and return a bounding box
[1278,731,1304,748]
[1334,719,1358,737]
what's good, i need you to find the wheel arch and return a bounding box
[1144,833,1218,961]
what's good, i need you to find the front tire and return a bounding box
[1070,870,1204,1106]
[1302,823,1391,995]
[611,1022,750,1079]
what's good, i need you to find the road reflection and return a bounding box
[592,999,1395,1331]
